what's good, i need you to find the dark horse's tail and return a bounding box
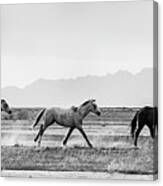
[131,112,138,138]
[32,108,46,129]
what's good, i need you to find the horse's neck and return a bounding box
[78,105,90,119]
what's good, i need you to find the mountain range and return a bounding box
[2,68,154,107]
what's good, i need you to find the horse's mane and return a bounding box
[81,100,90,107]
[81,99,96,107]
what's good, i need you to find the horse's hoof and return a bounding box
[134,145,139,150]
[35,147,41,152]
[62,144,67,149]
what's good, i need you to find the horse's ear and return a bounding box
[71,106,78,112]
[1,99,5,103]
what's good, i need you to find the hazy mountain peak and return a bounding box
[136,67,152,75]
[2,68,153,107]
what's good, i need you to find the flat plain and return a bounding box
[1,107,157,180]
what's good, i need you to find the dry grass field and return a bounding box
[1,107,158,180]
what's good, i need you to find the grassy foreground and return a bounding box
[1,137,157,175]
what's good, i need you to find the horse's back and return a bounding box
[139,106,158,125]
[44,107,76,127]
[47,107,73,115]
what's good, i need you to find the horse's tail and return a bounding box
[130,111,138,138]
[32,108,46,129]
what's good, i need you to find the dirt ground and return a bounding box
[1,107,158,180]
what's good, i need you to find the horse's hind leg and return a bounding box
[37,123,50,147]
[37,120,55,147]
[38,124,45,147]
[34,124,42,142]
[148,125,155,138]
[34,123,47,147]
[134,123,144,147]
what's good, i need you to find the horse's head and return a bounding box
[1,99,12,114]
[81,99,101,116]
[71,106,78,112]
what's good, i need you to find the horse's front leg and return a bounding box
[63,127,75,146]
[77,126,93,148]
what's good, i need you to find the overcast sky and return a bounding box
[1,1,153,88]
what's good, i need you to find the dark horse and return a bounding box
[32,99,101,148]
[1,99,12,114]
[131,106,158,146]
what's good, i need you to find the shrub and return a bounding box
[16,110,29,120]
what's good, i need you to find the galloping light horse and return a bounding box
[1,99,12,114]
[32,99,101,148]
[131,106,158,147]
